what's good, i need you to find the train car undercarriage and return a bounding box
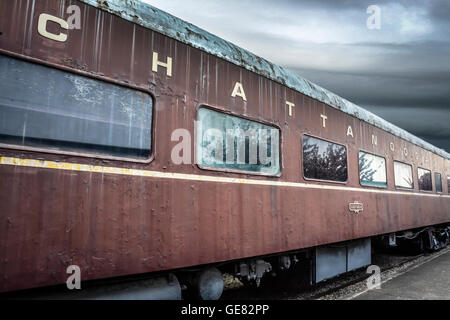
[3,222,449,300]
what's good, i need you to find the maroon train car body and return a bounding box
[0,0,449,294]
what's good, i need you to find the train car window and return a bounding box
[418,168,432,191]
[0,56,152,159]
[302,135,347,182]
[196,107,280,175]
[435,173,442,193]
[358,151,387,188]
[393,161,414,189]
[448,176,450,194]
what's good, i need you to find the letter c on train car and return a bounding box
[38,13,69,42]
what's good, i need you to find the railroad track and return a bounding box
[221,247,450,300]
[312,253,424,300]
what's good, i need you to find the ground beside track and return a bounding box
[221,246,450,300]
[350,248,450,300]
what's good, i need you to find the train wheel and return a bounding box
[182,267,224,300]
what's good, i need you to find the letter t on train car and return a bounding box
[286,101,295,117]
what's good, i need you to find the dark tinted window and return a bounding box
[359,151,387,187]
[418,168,432,191]
[394,161,413,189]
[303,135,347,182]
[448,176,450,194]
[435,173,442,193]
[0,55,152,159]
[197,107,280,175]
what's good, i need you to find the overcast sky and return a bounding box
[143,0,450,152]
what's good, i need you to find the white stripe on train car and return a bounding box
[1,156,449,198]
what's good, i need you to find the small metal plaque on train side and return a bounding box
[349,201,364,214]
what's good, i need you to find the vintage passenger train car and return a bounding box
[0,0,449,299]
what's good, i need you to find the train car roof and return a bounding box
[80,0,449,159]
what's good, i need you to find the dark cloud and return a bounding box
[290,67,450,110]
[290,64,450,152]
[288,39,450,151]
[362,106,450,152]
[428,0,450,21]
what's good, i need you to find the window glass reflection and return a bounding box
[359,151,387,187]
[435,173,442,193]
[302,135,347,182]
[418,168,432,191]
[394,161,414,189]
[197,108,280,175]
[0,55,152,159]
[447,176,450,194]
